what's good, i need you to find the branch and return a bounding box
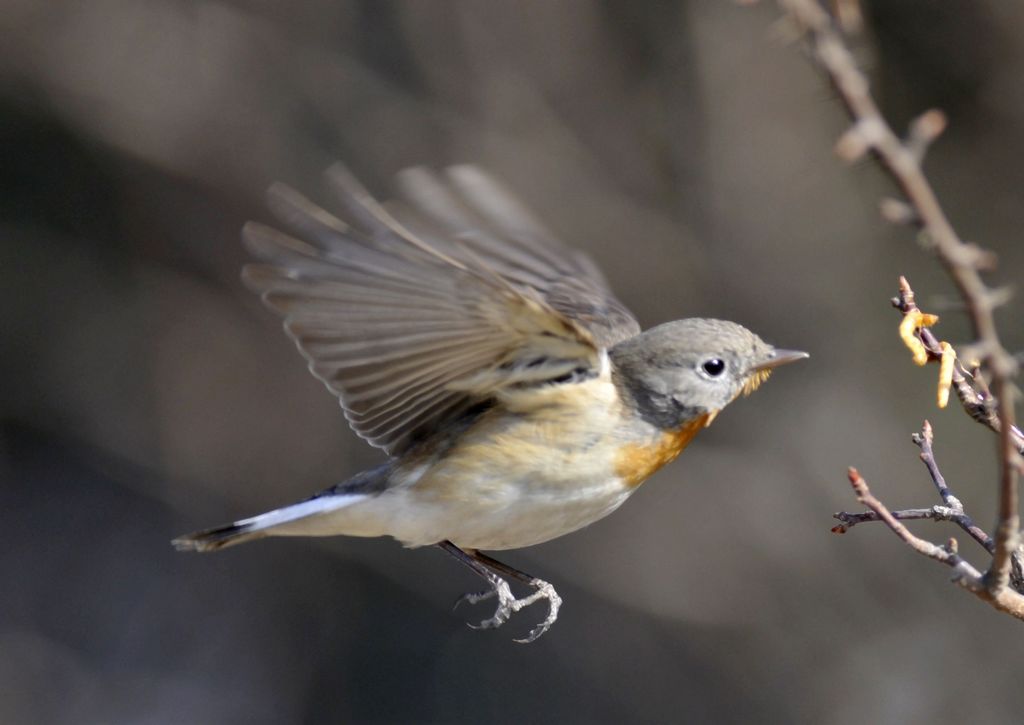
[845,467,1024,621]
[834,422,993,553]
[835,422,1024,592]
[776,0,1021,605]
[833,507,984,542]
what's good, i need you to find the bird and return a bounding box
[173,163,807,642]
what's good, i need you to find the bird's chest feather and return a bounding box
[612,413,711,489]
[416,380,627,499]
[412,378,708,501]
[388,379,710,549]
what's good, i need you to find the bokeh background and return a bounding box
[3,1,1024,722]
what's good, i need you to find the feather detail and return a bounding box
[243,164,639,456]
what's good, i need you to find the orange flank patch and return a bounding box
[614,413,712,489]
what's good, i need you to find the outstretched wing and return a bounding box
[243,164,640,456]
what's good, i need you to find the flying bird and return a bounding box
[174,164,806,642]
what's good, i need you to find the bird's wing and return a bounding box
[243,164,641,456]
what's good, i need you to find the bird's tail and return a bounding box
[172,518,268,552]
[172,463,397,552]
[172,494,371,552]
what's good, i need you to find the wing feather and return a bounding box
[244,164,639,455]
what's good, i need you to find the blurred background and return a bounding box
[3,1,1024,722]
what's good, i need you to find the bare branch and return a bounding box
[845,468,956,564]
[914,421,966,512]
[846,468,1024,621]
[833,506,984,538]
[777,0,1020,606]
[835,421,1024,592]
[833,422,992,553]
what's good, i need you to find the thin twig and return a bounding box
[913,421,961,509]
[846,468,958,564]
[778,0,1020,604]
[833,507,986,543]
[833,422,993,553]
[846,468,1024,621]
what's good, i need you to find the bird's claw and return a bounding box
[455,576,562,642]
[452,587,497,611]
[514,579,562,644]
[464,578,517,630]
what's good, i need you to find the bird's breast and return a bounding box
[612,413,711,489]
[381,377,710,549]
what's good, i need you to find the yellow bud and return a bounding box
[899,310,929,365]
[937,342,955,408]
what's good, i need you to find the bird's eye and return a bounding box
[701,358,726,377]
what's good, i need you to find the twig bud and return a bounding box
[986,286,1014,310]
[907,109,948,160]
[912,109,948,140]
[835,0,864,34]
[879,197,917,225]
[835,125,871,162]
[898,276,916,306]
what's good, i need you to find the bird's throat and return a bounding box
[614,413,712,489]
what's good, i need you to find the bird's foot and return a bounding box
[453,575,562,643]
[513,578,562,643]
[452,586,498,609]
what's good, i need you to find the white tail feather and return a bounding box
[173,494,369,552]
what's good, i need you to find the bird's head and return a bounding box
[609,318,807,430]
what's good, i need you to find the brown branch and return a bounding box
[833,507,984,539]
[777,0,1021,606]
[834,422,994,553]
[845,468,958,564]
[835,422,1024,591]
[913,421,962,509]
[846,467,1024,621]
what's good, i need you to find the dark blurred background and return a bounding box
[3,1,1024,723]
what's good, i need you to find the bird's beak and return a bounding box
[750,349,809,372]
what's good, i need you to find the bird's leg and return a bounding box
[470,549,562,643]
[442,542,514,622]
[437,540,562,643]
